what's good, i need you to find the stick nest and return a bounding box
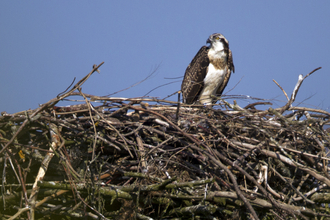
[1,64,330,220]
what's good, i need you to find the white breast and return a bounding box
[199,63,226,105]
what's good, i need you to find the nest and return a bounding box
[1,63,330,220]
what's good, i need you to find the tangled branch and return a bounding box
[1,65,329,219]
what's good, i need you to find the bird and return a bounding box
[181,33,235,105]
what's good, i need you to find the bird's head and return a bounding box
[207,33,229,52]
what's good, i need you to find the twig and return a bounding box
[273,79,289,101]
[78,87,98,160]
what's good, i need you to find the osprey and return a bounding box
[181,33,235,105]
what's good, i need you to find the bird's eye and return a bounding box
[215,37,219,40]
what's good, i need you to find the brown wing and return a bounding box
[181,46,209,104]
[216,49,235,96]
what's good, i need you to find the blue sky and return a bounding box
[1,1,329,113]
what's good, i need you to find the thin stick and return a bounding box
[176,91,181,122]
[78,88,98,160]
[273,79,289,101]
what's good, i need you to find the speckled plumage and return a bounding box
[181,33,234,105]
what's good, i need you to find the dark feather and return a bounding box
[216,49,235,96]
[181,46,209,104]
